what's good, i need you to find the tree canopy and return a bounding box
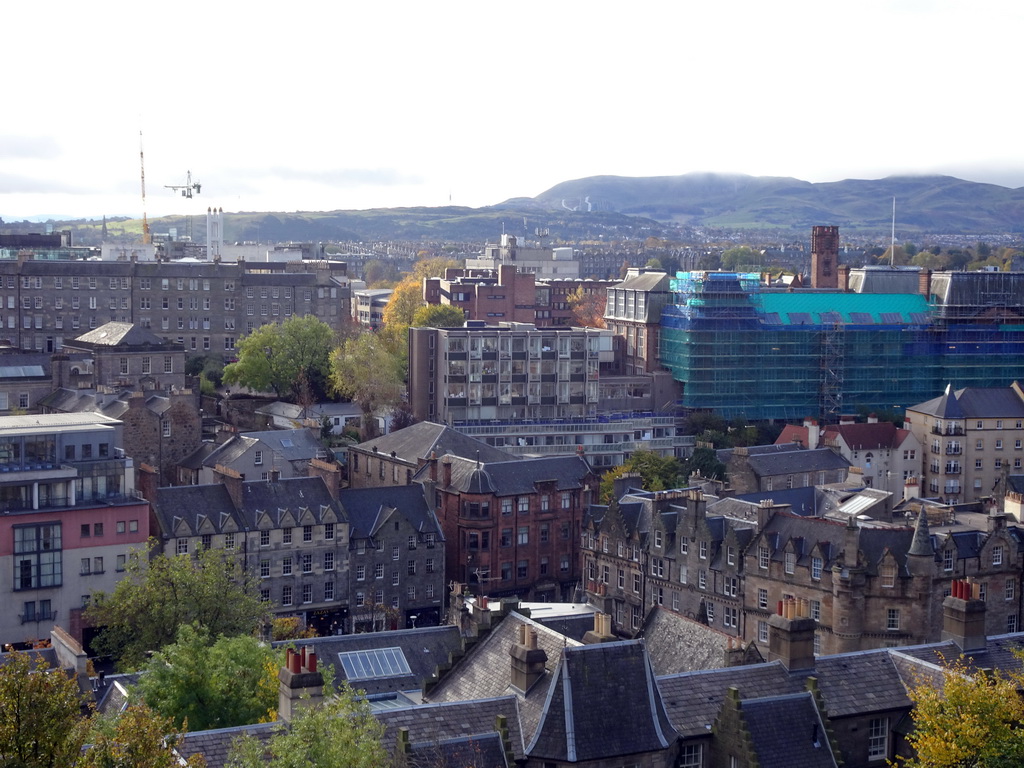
[329,331,405,440]
[139,625,280,731]
[599,451,685,503]
[567,285,607,328]
[222,316,336,400]
[81,704,206,768]
[899,654,1024,768]
[226,683,388,768]
[410,303,466,328]
[0,650,91,768]
[86,542,268,670]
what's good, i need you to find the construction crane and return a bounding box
[165,170,201,199]
[139,130,151,245]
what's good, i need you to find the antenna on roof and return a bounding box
[890,197,896,267]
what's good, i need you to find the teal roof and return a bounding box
[755,292,931,326]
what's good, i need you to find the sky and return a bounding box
[3,1,1023,222]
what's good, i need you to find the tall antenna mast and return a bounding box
[139,130,151,245]
[889,196,896,267]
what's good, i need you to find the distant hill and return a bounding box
[7,173,1023,245]
[530,173,1024,234]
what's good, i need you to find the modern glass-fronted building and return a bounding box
[660,270,1024,421]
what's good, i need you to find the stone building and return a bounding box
[152,470,349,635]
[905,382,1024,504]
[417,452,598,601]
[603,269,672,375]
[339,484,445,632]
[718,443,852,494]
[0,257,351,358]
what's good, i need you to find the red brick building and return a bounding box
[416,452,598,601]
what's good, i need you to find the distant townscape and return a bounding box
[3,201,1024,767]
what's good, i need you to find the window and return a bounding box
[518,527,529,545]
[723,606,738,628]
[1006,578,1015,601]
[698,569,707,589]
[1009,614,1019,633]
[810,599,821,621]
[561,491,571,509]
[887,608,900,631]
[560,555,569,573]
[303,525,313,543]
[254,450,263,466]
[325,523,335,540]
[993,545,1004,566]
[699,540,708,560]
[880,563,896,588]
[501,499,513,516]
[302,553,312,573]
[201,533,212,550]
[517,560,528,579]
[176,538,188,555]
[811,556,823,580]
[784,551,795,575]
[680,540,688,555]
[758,546,769,569]
[727,545,735,565]
[116,554,126,572]
[225,532,235,550]
[282,585,292,606]
[617,568,625,589]
[758,588,768,609]
[518,496,529,513]
[302,584,313,604]
[943,548,954,571]
[757,620,769,643]
[654,530,663,548]
[392,545,400,560]
[679,565,687,585]
[868,717,889,761]
[375,563,384,579]
[705,601,715,623]
[283,528,293,545]
[260,530,270,547]
[260,560,270,579]
[282,557,293,576]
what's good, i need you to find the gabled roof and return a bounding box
[825,421,903,451]
[235,476,342,528]
[153,484,239,538]
[527,640,675,762]
[746,447,851,477]
[357,421,515,465]
[426,612,581,744]
[339,484,441,541]
[437,454,593,496]
[738,692,839,768]
[241,428,325,462]
[70,321,170,348]
[202,435,259,468]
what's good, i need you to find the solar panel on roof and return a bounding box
[762,313,783,324]
[818,311,843,324]
[849,312,874,324]
[880,312,904,324]
[339,647,412,681]
[787,312,813,325]
[910,312,931,324]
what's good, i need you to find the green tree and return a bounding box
[599,451,685,503]
[898,655,1024,768]
[80,704,206,768]
[138,625,279,731]
[86,542,268,670]
[225,683,388,768]
[329,332,405,440]
[410,303,466,328]
[0,650,91,768]
[721,246,760,271]
[222,316,335,400]
[683,446,727,483]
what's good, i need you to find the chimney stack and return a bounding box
[903,477,920,501]
[442,456,453,488]
[213,463,245,509]
[278,646,324,722]
[510,622,548,692]
[582,612,616,644]
[942,579,987,653]
[767,597,817,671]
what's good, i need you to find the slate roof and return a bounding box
[825,420,905,451]
[152,484,240,539]
[639,606,761,676]
[70,321,170,348]
[746,447,851,477]
[240,428,325,462]
[376,696,525,762]
[438,454,593,496]
[426,612,581,744]
[339,484,441,541]
[202,435,259,468]
[812,650,913,717]
[357,421,515,465]
[527,640,675,762]
[409,732,510,768]
[235,476,342,528]
[739,692,839,768]
[611,270,670,293]
[178,722,277,768]
[909,390,966,419]
[277,625,463,696]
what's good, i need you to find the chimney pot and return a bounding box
[307,651,317,673]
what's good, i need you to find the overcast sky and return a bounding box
[3,1,1022,221]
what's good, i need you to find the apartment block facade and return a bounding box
[0,413,149,647]
[906,383,1024,504]
[0,257,351,357]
